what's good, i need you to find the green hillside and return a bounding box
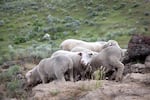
[0,0,150,64]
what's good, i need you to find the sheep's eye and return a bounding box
[89,53,93,56]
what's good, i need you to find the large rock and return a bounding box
[125,34,150,63]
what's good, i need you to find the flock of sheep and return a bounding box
[25,39,127,86]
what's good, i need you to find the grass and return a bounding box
[0,0,149,63]
[49,89,60,97]
[0,0,149,99]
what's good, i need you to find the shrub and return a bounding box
[33,19,43,32]
[6,80,20,97]
[101,11,110,17]
[88,11,98,17]
[131,3,140,8]
[47,14,60,24]
[65,20,81,31]
[0,37,4,41]
[95,4,107,11]
[83,20,95,26]
[25,31,38,40]
[7,43,52,62]
[0,65,20,83]
[0,65,27,98]
[113,3,126,10]
[13,36,27,44]
[64,16,74,23]
[27,43,52,59]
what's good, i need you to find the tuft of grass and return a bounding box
[49,89,60,97]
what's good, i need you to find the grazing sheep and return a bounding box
[81,44,124,82]
[60,39,107,52]
[37,55,74,83]
[26,55,74,85]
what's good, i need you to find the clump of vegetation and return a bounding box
[49,89,60,97]
[0,65,27,98]
[8,43,53,61]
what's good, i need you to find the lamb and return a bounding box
[51,50,97,81]
[26,55,74,85]
[37,55,74,83]
[60,39,107,52]
[81,43,125,81]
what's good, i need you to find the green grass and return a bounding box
[0,0,149,63]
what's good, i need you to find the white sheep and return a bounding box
[25,55,74,85]
[80,44,125,82]
[51,50,97,81]
[60,39,107,52]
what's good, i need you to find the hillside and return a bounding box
[0,0,149,64]
[0,0,150,99]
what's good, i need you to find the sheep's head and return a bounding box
[79,50,98,66]
[25,70,34,86]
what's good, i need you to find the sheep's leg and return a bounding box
[69,68,74,82]
[40,74,47,84]
[55,71,66,82]
[109,57,124,82]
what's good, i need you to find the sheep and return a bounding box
[81,43,125,82]
[102,40,127,62]
[60,39,84,51]
[25,55,74,85]
[51,50,97,81]
[60,39,107,52]
[37,55,74,83]
[71,47,91,52]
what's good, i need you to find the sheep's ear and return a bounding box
[29,72,32,77]
[78,52,82,56]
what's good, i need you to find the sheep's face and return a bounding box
[79,51,97,66]
[25,71,34,86]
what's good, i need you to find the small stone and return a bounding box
[0,20,5,26]
[144,12,149,16]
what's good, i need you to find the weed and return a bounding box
[49,89,60,97]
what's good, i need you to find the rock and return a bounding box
[144,12,149,16]
[42,33,50,41]
[123,73,150,84]
[123,63,150,75]
[126,34,150,63]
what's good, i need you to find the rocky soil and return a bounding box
[29,72,150,100]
